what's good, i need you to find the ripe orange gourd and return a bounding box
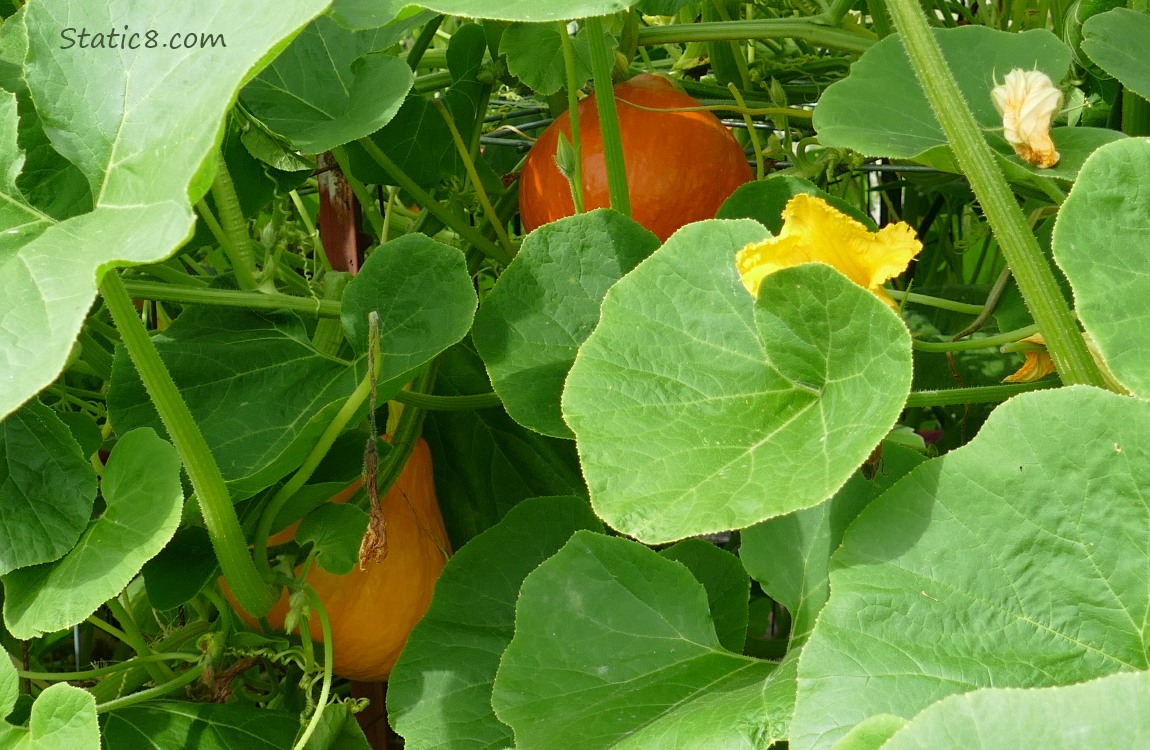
[224,437,450,681]
[518,73,754,242]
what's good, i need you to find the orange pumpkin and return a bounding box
[224,437,450,681]
[518,73,754,242]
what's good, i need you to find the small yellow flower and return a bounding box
[734,194,921,307]
[991,69,1062,169]
[1003,334,1055,383]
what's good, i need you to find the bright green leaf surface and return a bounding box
[413,0,630,22]
[0,0,327,421]
[740,442,926,644]
[717,175,876,233]
[107,307,362,499]
[0,400,97,576]
[327,0,424,30]
[297,503,369,575]
[1081,9,1150,102]
[813,27,1122,179]
[832,715,907,750]
[424,344,587,548]
[240,15,414,154]
[0,684,98,750]
[0,90,50,250]
[102,700,298,749]
[0,657,16,721]
[660,538,749,654]
[473,209,660,438]
[1053,138,1150,398]
[790,387,1150,750]
[879,672,1150,750]
[562,220,913,543]
[3,428,183,639]
[388,496,603,750]
[500,23,596,96]
[492,531,787,748]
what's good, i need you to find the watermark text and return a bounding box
[60,27,225,50]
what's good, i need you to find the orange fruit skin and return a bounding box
[518,73,754,243]
[223,438,450,682]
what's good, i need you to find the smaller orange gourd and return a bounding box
[223,437,450,681]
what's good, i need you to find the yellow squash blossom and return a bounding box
[990,69,1061,169]
[735,193,922,307]
[1003,334,1055,383]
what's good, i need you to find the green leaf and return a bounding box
[297,503,369,575]
[423,344,587,547]
[410,1,630,22]
[875,672,1150,750]
[2,428,182,639]
[0,400,97,576]
[813,26,1123,180]
[500,23,596,96]
[240,15,414,154]
[472,209,660,438]
[833,715,908,750]
[142,526,218,611]
[0,656,16,720]
[789,387,1150,750]
[740,442,927,644]
[388,496,604,750]
[562,220,913,543]
[341,233,478,370]
[103,700,298,749]
[327,1,433,31]
[1081,8,1150,102]
[0,0,328,421]
[298,702,372,750]
[659,538,749,654]
[717,175,876,233]
[0,683,98,750]
[0,90,50,248]
[1053,137,1150,398]
[107,307,362,500]
[491,531,788,748]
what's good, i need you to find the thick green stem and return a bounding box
[291,587,334,750]
[586,16,631,217]
[355,137,512,264]
[106,597,173,685]
[886,289,984,315]
[209,153,260,290]
[559,21,585,214]
[88,621,210,703]
[637,19,874,55]
[881,0,1108,388]
[99,272,276,617]
[121,280,341,317]
[19,653,198,682]
[905,380,1054,407]
[390,389,501,411]
[913,324,1038,352]
[95,665,206,714]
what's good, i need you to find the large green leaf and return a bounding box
[0,400,97,576]
[499,22,598,96]
[872,672,1150,750]
[789,387,1150,750]
[1052,137,1150,398]
[2,428,183,639]
[740,441,926,644]
[0,0,328,421]
[0,683,98,750]
[240,14,414,154]
[388,496,603,750]
[102,700,297,750]
[423,344,587,548]
[472,209,660,438]
[412,1,630,22]
[659,538,749,654]
[1081,8,1150,101]
[491,531,789,748]
[562,220,913,543]
[813,26,1123,180]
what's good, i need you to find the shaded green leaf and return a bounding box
[241,15,414,154]
[0,0,328,421]
[297,503,369,575]
[660,538,749,654]
[717,175,875,233]
[1081,8,1150,101]
[142,526,218,611]
[1053,137,1150,397]
[3,428,182,639]
[500,23,596,96]
[472,209,660,438]
[813,26,1123,180]
[412,0,630,22]
[562,220,913,543]
[327,1,433,32]
[740,441,926,643]
[388,496,603,750]
[103,699,298,750]
[492,531,788,748]
[0,400,97,576]
[790,387,1150,749]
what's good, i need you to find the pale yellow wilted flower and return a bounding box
[735,194,921,308]
[991,69,1062,168]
